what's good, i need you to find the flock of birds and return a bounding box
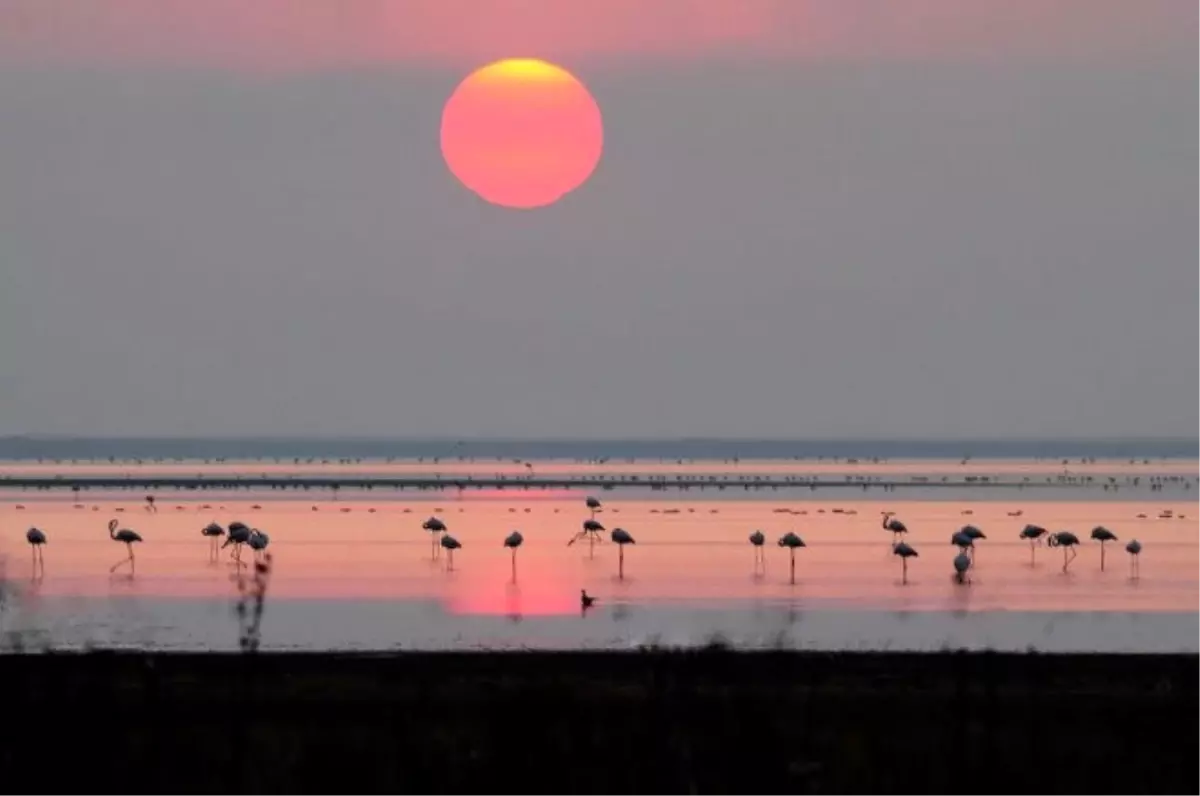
[18,495,1148,613]
[871,511,1143,586]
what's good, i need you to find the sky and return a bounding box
[0,0,1195,439]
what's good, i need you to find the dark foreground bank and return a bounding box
[1,650,1195,794]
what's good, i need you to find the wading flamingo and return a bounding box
[248,529,270,562]
[107,519,143,576]
[423,517,447,558]
[893,542,918,585]
[569,519,605,558]
[1047,531,1080,573]
[1090,526,1118,571]
[440,534,461,571]
[503,530,523,582]
[953,552,972,584]
[1019,524,1047,566]
[959,525,986,562]
[26,527,46,577]
[1125,539,1142,579]
[749,530,766,573]
[610,528,635,579]
[223,521,252,566]
[777,532,806,584]
[201,522,225,560]
[882,512,908,545]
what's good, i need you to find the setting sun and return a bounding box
[440,58,603,209]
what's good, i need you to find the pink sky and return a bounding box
[1,0,1191,70]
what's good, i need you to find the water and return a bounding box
[1,454,1196,653]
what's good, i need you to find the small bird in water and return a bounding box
[580,590,597,611]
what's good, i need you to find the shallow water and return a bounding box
[2,458,1196,652]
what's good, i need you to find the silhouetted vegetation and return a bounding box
[0,649,1194,793]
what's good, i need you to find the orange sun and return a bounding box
[440,58,604,210]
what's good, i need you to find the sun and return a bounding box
[440,58,604,210]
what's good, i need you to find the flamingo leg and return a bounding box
[1100,543,1106,572]
[790,550,796,585]
[902,557,908,585]
[618,546,624,579]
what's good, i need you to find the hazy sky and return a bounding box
[1,1,1195,439]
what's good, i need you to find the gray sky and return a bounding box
[0,2,1196,439]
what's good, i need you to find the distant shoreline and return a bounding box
[1,435,1196,462]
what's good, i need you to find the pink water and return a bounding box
[2,459,1196,651]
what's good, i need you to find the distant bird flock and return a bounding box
[14,496,1149,592]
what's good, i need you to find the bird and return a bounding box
[144,495,157,513]
[247,529,270,561]
[1047,531,1081,573]
[440,534,462,570]
[953,552,972,584]
[950,530,975,555]
[610,528,635,579]
[201,522,225,560]
[581,589,597,611]
[223,521,252,565]
[777,532,806,584]
[586,496,602,518]
[569,518,605,557]
[881,512,908,545]
[748,530,767,573]
[1125,539,1142,579]
[503,530,524,582]
[26,527,47,576]
[1090,526,1118,572]
[107,518,143,576]
[959,525,986,561]
[422,517,447,558]
[893,542,918,585]
[1019,524,1047,566]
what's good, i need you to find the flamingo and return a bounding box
[1047,531,1080,573]
[1019,524,1047,565]
[959,525,986,561]
[107,519,143,575]
[440,534,461,570]
[26,527,47,576]
[1125,539,1142,579]
[223,521,252,565]
[953,552,972,584]
[569,519,605,557]
[893,542,918,584]
[777,532,806,584]
[247,529,270,562]
[586,496,602,519]
[881,512,908,545]
[503,530,523,582]
[144,495,157,513]
[1090,526,1118,572]
[201,522,225,560]
[748,530,766,573]
[423,517,447,558]
[610,528,635,579]
[581,590,597,611]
